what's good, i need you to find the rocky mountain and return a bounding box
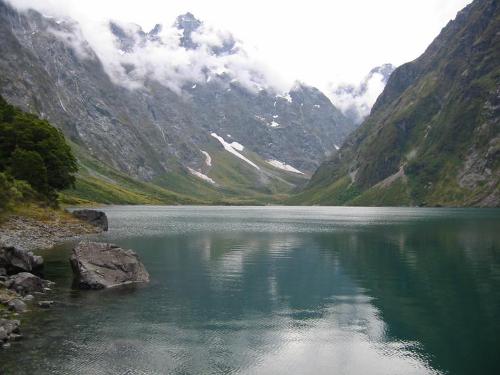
[0,1,355,203]
[297,0,499,207]
[330,63,395,124]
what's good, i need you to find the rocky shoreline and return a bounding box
[0,214,101,252]
[0,246,56,348]
[0,209,105,349]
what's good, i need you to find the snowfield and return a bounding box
[210,133,260,170]
[267,160,304,174]
[188,167,216,184]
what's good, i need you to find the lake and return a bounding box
[1,206,499,374]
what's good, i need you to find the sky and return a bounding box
[9,0,472,91]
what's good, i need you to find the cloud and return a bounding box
[6,0,472,98]
[7,0,291,95]
[328,65,395,124]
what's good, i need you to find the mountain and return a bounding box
[0,2,355,203]
[296,0,499,207]
[329,64,395,124]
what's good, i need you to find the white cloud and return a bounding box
[330,71,390,124]
[7,0,472,95]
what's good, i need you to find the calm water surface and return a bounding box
[1,206,499,374]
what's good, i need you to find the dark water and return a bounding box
[1,206,499,375]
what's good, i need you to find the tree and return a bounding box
[0,95,78,203]
[9,148,49,194]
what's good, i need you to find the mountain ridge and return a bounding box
[297,0,499,207]
[0,0,355,203]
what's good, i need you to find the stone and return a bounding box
[70,241,149,289]
[9,333,22,341]
[7,299,27,313]
[0,327,7,341]
[23,294,34,302]
[0,267,6,276]
[7,272,47,295]
[38,300,54,308]
[71,210,108,231]
[3,342,11,349]
[0,319,20,335]
[0,246,44,275]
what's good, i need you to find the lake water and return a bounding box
[1,206,499,374]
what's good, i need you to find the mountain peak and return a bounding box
[175,12,201,27]
[174,12,202,49]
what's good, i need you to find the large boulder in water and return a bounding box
[71,210,108,231]
[70,242,149,289]
[0,246,44,275]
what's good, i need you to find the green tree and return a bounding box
[9,148,49,194]
[0,95,78,203]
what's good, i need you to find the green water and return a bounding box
[1,206,499,374]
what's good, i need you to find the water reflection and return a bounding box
[1,207,498,375]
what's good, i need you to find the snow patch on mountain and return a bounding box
[267,160,304,174]
[270,121,280,128]
[188,167,215,184]
[210,133,260,170]
[201,150,212,166]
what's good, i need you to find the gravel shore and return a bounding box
[0,214,101,251]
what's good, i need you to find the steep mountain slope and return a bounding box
[0,2,355,203]
[297,0,499,207]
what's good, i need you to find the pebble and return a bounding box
[38,301,54,308]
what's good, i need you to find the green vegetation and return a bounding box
[299,0,499,207]
[0,96,77,209]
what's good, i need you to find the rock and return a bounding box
[70,241,149,289]
[7,272,47,295]
[0,327,7,341]
[9,333,22,341]
[38,300,54,308]
[0,319,20,336]
[3,342,11,349]
[0,246,44,275]
[23,294,34,302]
[72,210,108,231]
[7,298,27,313]
[0,267,6,276]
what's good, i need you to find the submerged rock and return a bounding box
[7,298,27,313]
[0,318,20,346]
[38,300,54,308]
[7,272,48,295]
[71,210,109,231]
[70,241,149,289]
[0,246,44,275]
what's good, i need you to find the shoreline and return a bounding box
[0,212,101,252]
[0,209,102,350]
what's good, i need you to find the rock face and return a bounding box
[72,210,109,231]
[0,1,355,200]
[0,246,43,275]
[70,242,150,289]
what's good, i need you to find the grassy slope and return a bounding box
[60,142,204,205]
[62,141,309,206]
